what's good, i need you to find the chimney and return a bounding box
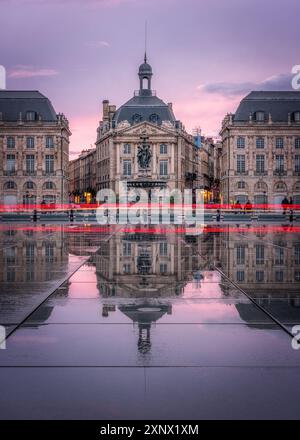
[102,100,109,121]
[108,105,116,122]
[168,102,173,111]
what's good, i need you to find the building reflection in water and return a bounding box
[3,224,300,358]
[0,226,68,283]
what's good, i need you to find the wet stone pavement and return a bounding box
[0,223,300,419]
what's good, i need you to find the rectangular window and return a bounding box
[5,247,16,264]
[45,155,54,174]
[274,247,284,265]
[7,269,15,282]
[7,136,15,149]
[295,245,300,265]
[255,244,265,265]
[236,245,245,265]
[160,160,168,176]
[295,155,300,172]
[295,271,300,282]
[26,137,35,149]
[6,154,16,175]
[26,111,36,121]
[26,243,35,261]
[275,271,284,282]
[123,263,131,274]
[123,160,132,176]
[256,112,265,122]
[160,263,167,274]
[159,242,168,256]
[237,137,245,148]
[276,137,284,149]
[123,242,131,256]
[295,138,300,149]
[256,137,265,149]
[45,242,54,261]
[26,154,35,174]
[275,155,284,172]
[160,144,168,154]
[256,155,265,173]
[236,270,245,282]
[237,155,246,173]
[123,144,131,154]
[46,136,54,148]
[256,271,264,282]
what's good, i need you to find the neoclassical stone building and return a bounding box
[69,148,97,203]
[220,91,300,206]
[0,90,71,206]
[96,55,198,197]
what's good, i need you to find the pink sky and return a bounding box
[0,0,298,157]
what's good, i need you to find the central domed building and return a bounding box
[96,55,199,195]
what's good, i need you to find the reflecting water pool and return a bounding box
[0,224,300,419]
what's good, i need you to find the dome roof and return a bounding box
[139,62,152,75]
[112,54,176,127]
[113,94,176,126]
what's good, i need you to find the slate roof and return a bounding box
[113,94,176,126]
[234,91,300,122]
[0,90,57,122]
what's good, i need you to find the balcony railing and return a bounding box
[273,170,287,176]
[254,171,268,176]
[42,171,56,176]
[185,172,198,181]
[235,171,249,176]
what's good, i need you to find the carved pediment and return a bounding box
[116,121,175,137]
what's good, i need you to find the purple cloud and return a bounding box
[197,73,294,97]
[9,66,59,79]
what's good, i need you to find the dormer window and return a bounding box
[256,111,265,122]
[26,111,36,121]
[132,114,142,124]
[149,113,159,124]
[294,111,300,122]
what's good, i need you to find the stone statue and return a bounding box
[137,143,152,169]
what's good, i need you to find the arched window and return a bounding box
[4,181,17,190]
[255,181,268,191]
[43,181,56,190]
[236,181,246,189]
[274,181,287,192]
[24,181,36,190]
[132,114,142,124]
[142,77,149,89]
[293,181,300,191]
[149,113,159,124]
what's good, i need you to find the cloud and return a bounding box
[197,73,293,97]
[86,40,110,48]
[9,66,59,79]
